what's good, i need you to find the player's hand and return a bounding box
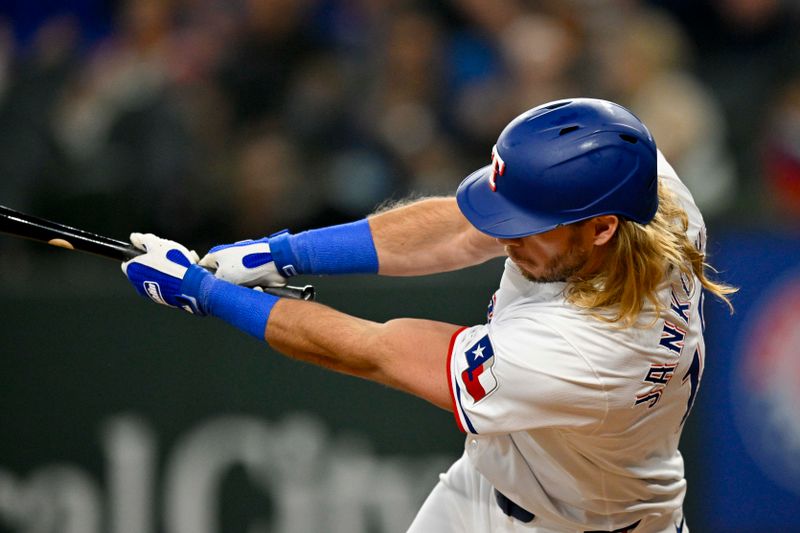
[122,233,206,315]
[198,237,287,288]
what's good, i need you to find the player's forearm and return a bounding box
[265,299,381,375]
[265,299,457,410]
[134,259,457,409]
[370,197,503,276]
[202,197,502,284]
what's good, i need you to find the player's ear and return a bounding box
[590,215,619,246]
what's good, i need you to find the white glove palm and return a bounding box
[198,238,287,288]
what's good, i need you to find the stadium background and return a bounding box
[1,0,799,531]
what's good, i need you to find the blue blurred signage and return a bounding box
[701,232,800,530]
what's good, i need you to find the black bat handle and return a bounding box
[123,244,314,301]
[0,204,315,301]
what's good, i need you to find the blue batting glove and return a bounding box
[198,237,287,288]
[122,233,206,315]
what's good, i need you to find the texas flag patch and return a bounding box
[461,334,498,403]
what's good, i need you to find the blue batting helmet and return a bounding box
[456,98,658,238]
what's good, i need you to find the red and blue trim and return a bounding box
[446,326,478,434]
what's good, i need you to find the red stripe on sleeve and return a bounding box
[446,326,469,433]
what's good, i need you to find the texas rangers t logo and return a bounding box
[461,335,498,402]
[489,145,505,192]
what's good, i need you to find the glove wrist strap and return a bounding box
[182,265,278,340]
[269,219,379,276]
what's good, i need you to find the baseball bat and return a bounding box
[0,205,315,301]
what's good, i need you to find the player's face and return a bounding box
[498,223,596,283]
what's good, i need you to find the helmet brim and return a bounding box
[456,165,566,238]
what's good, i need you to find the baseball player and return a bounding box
[122,98,735,532]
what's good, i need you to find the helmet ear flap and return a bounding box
[457,98,658,239]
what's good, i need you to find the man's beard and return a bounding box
[515,231,590,283]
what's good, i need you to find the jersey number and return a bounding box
[679,348,703,427]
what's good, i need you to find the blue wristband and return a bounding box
[269,219,379,276]
[181,265,279,340]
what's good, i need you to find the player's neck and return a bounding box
[569,244,609,282]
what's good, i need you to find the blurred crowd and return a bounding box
[1,0,800,255]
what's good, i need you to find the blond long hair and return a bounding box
[566,180,737,327]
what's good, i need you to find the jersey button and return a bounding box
[469,438,479,452]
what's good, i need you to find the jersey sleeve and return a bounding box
[447,319,607,435]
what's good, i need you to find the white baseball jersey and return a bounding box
[412,152,703,533]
